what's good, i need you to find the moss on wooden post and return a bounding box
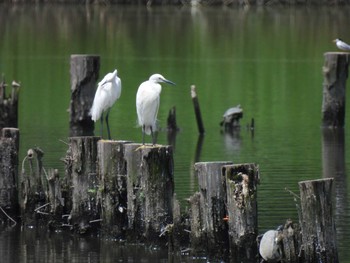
[223,163,259,262]
[322,52,350,128]
[124,143,174,243]
[298,178,338,263]
[69,54,100,136]
[97,140,131,238]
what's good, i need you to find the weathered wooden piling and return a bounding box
[64,136,100,233]
[191,85,205,134]
[322,52,350,128]
[69,55,100,137]
[222,163,259,262]
[0,78,20,129]
[97,140,131,238]
[189,161,233,259]
[124,143,174,243]
[0,128,19,223]
[298,178,338,263]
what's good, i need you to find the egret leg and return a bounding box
[150,126,155,145]
[142,125,145,145]
[100,113,104,138]
[106,110,111,140]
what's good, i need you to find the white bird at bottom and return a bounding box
[136,73,175,145]
[90,69,122,140]
[333,38,350,51]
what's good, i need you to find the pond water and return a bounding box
[0,3,350,262]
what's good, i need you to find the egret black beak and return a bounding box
[164,79,176,85]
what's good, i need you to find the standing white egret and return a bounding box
[333,38,350,51]
[90,69,121,140]
[136,73,175,145]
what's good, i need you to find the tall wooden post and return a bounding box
[222,163,260,263]
[190,161,233,259]
[69,55,100,136]
[322,52,350,127]
[124,143,174,243]
[65,136,100,234]
[97,140,131,238]
[0,128,19,223]
[298,178,338,263]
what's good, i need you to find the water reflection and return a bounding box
[321,128,348,250]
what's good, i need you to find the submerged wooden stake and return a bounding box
[322,52,350,128]
[0,128,19,222]
[124,143,174,243]
[190,161,233,259]
[298,178,338,263]
[223,163,259,263]
[97,140,131,238]
[191,85,205,134]
[69,54,100,137]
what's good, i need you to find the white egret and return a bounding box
[136,73,175,145]
[333,38,350,51]
[90,69,121,140]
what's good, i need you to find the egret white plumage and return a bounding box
[136,73,175,145]
[90,69,121,140]
[333,38,350,51]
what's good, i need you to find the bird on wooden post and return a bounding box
[136,73,175,145]
[333,38,350,51]
[90,69,122,140]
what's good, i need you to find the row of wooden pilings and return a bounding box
[0,128,338,263]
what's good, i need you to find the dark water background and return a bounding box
[0,4,349,262]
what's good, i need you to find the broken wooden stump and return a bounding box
[97,140,131,238]
[69,54,100,137]
[124,143,174,243]
[0,128,19,223]
[189,161,233,259]
[64,136,100,234]
[298,178,339,263]
[322,52,350,128]
[0,78,20,129]
[20,147,48,226]
[47,168,63,217]
[222,163,259,262]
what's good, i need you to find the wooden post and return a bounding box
[97,140,131,238]
[0,128,19,223]
[47,168,63,217]
[190,161,233,259]
[222,163,259,262]
[69,54,100,137]
[20,147,47,225]
[124,143,174,243]
[191,85,205,134]
[65,136,100,234]
[0,77,20,129]
[298,178,338,263]
[322,52,350,128]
